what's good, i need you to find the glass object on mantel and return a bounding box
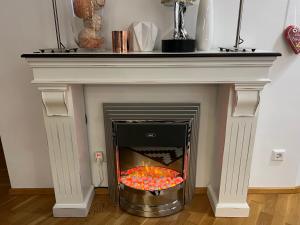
[70,0,105,50]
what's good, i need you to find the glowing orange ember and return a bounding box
[120,166,184,191]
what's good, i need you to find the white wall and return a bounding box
[0,0,299,188]
[297,166,300,186]
[245,0,300,188]
[0,0,56,187]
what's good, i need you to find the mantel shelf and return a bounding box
[21,50,281,59]
[22,50,281,86]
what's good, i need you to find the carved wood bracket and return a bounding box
[232,84,264,117]
[39,87,69,117]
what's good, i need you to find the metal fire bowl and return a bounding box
[119,182,185,217]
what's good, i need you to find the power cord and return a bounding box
[95,152,105,185]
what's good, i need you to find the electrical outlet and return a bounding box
[272,149,286,161]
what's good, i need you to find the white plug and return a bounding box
[95,151,105,185]
[95,151,104,162]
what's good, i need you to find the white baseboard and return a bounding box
[53,186,95,217]
[207,185,250,217]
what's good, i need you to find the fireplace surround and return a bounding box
[22,51,280,218]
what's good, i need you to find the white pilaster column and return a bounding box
[39,85,94,217]
[208,83,264,217]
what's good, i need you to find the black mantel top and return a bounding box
[21,50,281,58]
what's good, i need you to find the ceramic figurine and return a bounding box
[72,0,105,49]
[129,22,158,52]
[93,0,105,9]
[78,28,103,48]
[84,15,102,31]
[73,0,93,19]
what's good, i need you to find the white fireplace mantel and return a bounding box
[23,51,280,218]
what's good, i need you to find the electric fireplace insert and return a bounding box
[114,121,189,217]
[103,103,200,217]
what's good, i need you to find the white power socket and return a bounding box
[272,149,286,161]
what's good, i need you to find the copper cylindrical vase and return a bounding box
[112,31,128,53]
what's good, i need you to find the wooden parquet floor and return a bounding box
[0,190,300,225]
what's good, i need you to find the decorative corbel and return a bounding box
[232,84,264,117]
[39,86,69,117]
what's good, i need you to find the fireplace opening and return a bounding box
[103,103,200,218]
[113,121,190,217]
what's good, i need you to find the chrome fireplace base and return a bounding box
[119,183,184,217]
